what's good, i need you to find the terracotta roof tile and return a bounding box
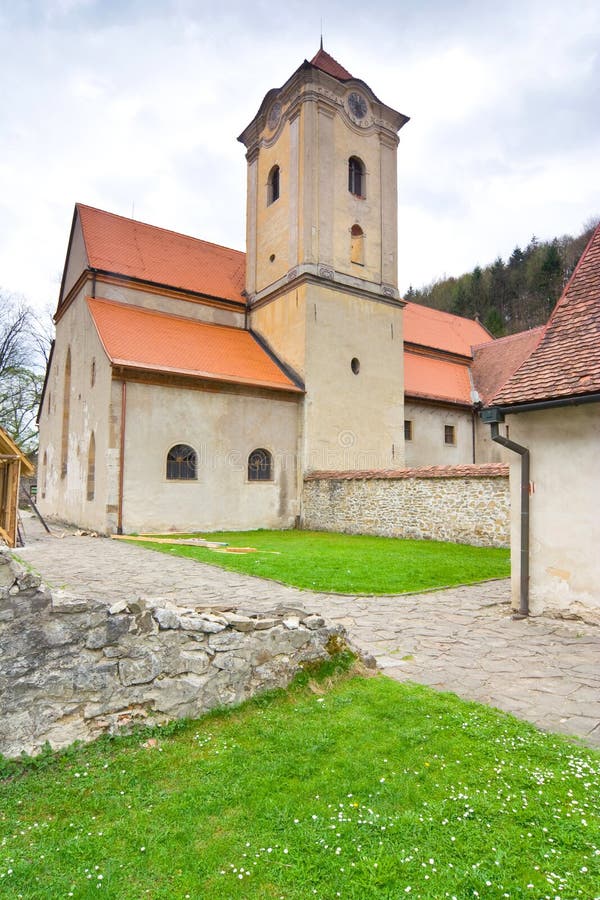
[77,204,245,304]
[471,327,545,405]
[310,47,353,81]
[404,351,472,406]
[492,222,600,406]
[403,301,491,357]
[305,464,508,481]
[87,297,301,393]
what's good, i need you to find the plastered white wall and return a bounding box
[404,402,506,466]
[303,285,404,470]
[120,382,301,533]
[507,404,600,621]
[37,289,115,532]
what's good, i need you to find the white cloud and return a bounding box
[0,0,599,308]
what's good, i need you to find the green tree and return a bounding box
[0,291,51,452]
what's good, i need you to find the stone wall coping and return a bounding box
[304,464,509,481]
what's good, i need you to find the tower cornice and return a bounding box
[238,59,408,156]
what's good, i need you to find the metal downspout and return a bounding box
[117,381,127,535]
[490,422,529,618]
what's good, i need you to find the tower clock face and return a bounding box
[347,91,368,120]
[267,100,282,130]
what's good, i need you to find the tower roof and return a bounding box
[310,47,353,81]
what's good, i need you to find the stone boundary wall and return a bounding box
[0,550,348,759]
[302,464,510,547]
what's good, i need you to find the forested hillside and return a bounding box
[405,218,599,337]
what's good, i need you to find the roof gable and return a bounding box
[471,327,545,405]
[87,297,302,394]
[492,222,600,406]
[76,204,245,304]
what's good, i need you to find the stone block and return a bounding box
[179,650,211,675]
[253,617,279,630]
[179,614,227,633]
[118,652,163,686]
[74,661,118,692]
[149,674,209,715]
[222,612,255,632]
[53,594,96,614]
[303,615,325,630]
[153,607,180,630]
[86,614,131,649]
[109,599,129,615]
[208,631,248,652]
[133,611,156,635]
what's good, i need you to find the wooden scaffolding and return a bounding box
[0,428,34,548]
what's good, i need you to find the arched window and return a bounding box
[351,224,365,265]
[267,165,280,205]
[87,432,96,501]
[248,448,273,482]
[166,444,197,480]
[61,348,71,478]
[348,156,365,198]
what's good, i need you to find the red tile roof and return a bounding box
[87,297,301,393]
[77,204,245,304]
[471,327,545,405]
[403,301,491,358]
[305,464,508,480]
[310,47,353,81]
[492,222,600,406]
[405,351,472,406]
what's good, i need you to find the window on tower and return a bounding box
[267,165,280,205]
[351,224,365,265]
[348,156,365,198]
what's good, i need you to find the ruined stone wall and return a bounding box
[302,465,510,547]
[0,550,345,759]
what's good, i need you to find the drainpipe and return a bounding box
[489,421,529,618]
[117,381,127,535]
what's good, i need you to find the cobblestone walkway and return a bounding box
[16,514,600,747]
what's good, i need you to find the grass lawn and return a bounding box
[128,530,510,594]
[1,665,598,899]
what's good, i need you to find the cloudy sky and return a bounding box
[1,0,599,312]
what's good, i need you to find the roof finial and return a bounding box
[320,18,323,50]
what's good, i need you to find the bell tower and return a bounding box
[238,47,409,471]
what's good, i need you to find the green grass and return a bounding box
[128,530,510,594]
[1,669,599,899]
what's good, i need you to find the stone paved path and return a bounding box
[16,513,600,747]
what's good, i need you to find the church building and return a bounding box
[37,47,497,535]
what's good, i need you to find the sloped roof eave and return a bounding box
[110,358,304,394]
[405,390,472,408]
[86,296,301,395]
[489,388,600,413]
